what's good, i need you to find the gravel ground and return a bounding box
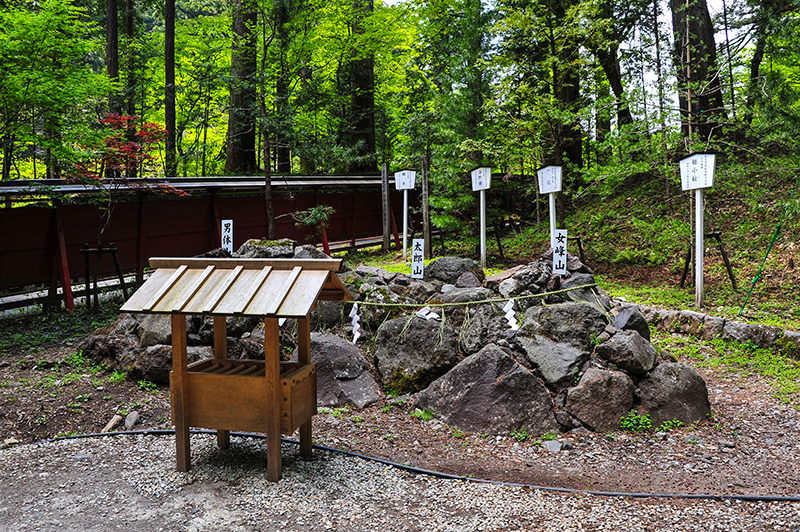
[1,432,799,532]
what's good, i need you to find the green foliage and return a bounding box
[657,419,684,432]
[410,408,434,421]
[510,429,528,442]
[108,371,126,384]
[620,410,652,433]
[137,380,157,393]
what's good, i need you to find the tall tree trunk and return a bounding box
[165,0,177,176]
[346,0,377,174]
[670,0,727,141]
[106,0,120,115]
[226,0,258,175]
[275,1,292,174]
[125,0,138,178]
[595,46,634,126]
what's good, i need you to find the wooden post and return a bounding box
[381,163,390,251]
[54,204,74,312]
[422,156,431,260]
[264,317,282,482]
[171,314,191,472]
[297,314,312,457]
[213,315,230,449]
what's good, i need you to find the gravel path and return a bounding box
[1,433,799,532]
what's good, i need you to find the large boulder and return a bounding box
[566,367,635,432]
[416,344,557,435]
[425,257,485,284]
[594,330,657,376]
[235,238,297,258]
[521,302,609,351]
[518,335,590,391]
[360,284,415,329]
[614,304,651,342]
[308,333,379,409]
[563,273,609,310]
[459,303,516,356]
[722,321,782,348]
[635,362,711,427]
[373,317,459,393]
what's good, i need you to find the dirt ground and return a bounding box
[1,321,799,499]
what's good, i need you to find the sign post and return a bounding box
[536,166,562,249]
[394,169,417,262]
[470,166,492,268]
[221,219,233,253]
[411,238,425,279]
[679,152,716,307]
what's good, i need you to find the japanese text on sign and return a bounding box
[221,219,233,253]
[537,166,562,194]
[411,239,425,279]
[552,229,567,275]
[471,167,491,191]
[679,153,716,191]
[395,170,416,190]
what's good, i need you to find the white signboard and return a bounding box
[552,229,567,275]
[537,165,562,194]
[470,166,491,191]
[679,153,715,191]
[221,219,233,253]
[395,170,416,190]
[411,239,425,279]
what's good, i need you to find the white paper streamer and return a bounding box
[416,306,440,321]
[503,299,519,331]
[349,303,361,343]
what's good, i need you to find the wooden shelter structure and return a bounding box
[120,257,351,481]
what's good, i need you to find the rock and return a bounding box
[426,287,494,317]
[614,304,651,342]
[563,273,609,309]
[374,317,460,394]
[415,344,557,435]
[518,334,590,390]
[425,257,485,284]
[135,314,173,348]
[566,368,635,432]
[455,271,482,288]
[722,321,782,348]
[310,300,347,330]
[308,333,379,409]
[197,247,233,258]
[543,440,562,453]
[779,330,800,359]
[235,238,296,258]
[389,278,438,304]
[293,244,331,259]
[595,330,657,376]
[355,265,398,284]
[124,411,140,430]
[459,303,516,356]
[635,362,711,427]
[484,265,525,291]
[701,315,725,340]
[521,302,609,351]
[360,285,415,328]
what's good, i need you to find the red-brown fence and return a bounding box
[0,178,415,310]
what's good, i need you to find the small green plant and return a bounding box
[62,350,88,369]
[34,416,47,425]
[657,419,684,432]
[331,407,347,419]
[620,410,652,433]
[452,428,465,438]
[410,408,434,421]
[107,370,125,384]
[386,389,401,398]
[75,393,92,402]
[541,431,558,441]
[137,380,157,393]
[66,402,83,414]
[510,429,528,442]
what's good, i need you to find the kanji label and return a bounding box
[679,153,716,191]
[221,219,233,253]
[470,166,492,191]
[537,165,562,194]
[395,170,416,190]
[411,239,425,279]
[552,229,567,275]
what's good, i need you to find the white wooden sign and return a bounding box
[221,219,233,253]
[471,166,491,191]
[679,153,715,191]
[411,239,425,279]
[552,229,567,275]
[537,165,562,194]
[395,170,416,190]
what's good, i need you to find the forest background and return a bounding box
[1,0,799,325]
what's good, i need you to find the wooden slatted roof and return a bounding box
[121,257,351,317]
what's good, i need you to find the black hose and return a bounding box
[38,428,800,504]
